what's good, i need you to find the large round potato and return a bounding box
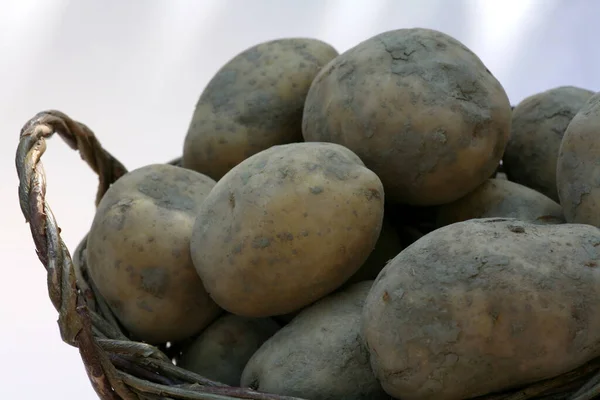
[503,86,594,202]
[190,142,385,317]
[86,164,222,344]
[183,38,339,181]
[302,28,511,206]
[557,92,600,227]
[178,314,280,386]
[434,178,564,228]
[363,218,600,400]
[241,281,388,400]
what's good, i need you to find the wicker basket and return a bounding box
[14,110,600,400]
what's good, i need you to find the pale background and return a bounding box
[1,0,598,398]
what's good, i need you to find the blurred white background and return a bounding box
[1,0,599,398]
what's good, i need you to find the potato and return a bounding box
[182,38,339,181]
[302,27,511,206]
[178,314,280,386]
[241,281,388,400]
[86,164,222,344]
[190,142,385,317]
[344,216,404,286]
[274,218,403,325]
[503,86,594,202]
[362,218,600,400]
[434,178,564,228]
[557,92,600,227]
[495,171,507,180]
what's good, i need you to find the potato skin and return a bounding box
[178,314,280,386]
[434,178,564,228]
[183,38,339,180]
[363,218,600,400]
[87,164,222,344]
[504,86,594,202]
[344,216,404,286]
[302,28,511,206]
[190,142,385,317]
[241,281,388,400]
[557,92,600,227]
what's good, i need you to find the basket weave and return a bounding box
[14,110,600,400]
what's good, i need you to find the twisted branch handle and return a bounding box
[14,110,306,400]
[16,110,130,399]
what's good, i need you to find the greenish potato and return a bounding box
[241,281,388,400]
[86,164,222,344]
[434,178,564,228]
[178,314,280,386]
[302,28,511,206]
[504,86,594,202]
[183,38,339,181]
[190,142,385,317]
[363,218,600,400]
[557,92,600,227]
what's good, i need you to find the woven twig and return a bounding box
[15,110,306,400]
[14,110,600,400]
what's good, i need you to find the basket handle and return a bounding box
[15,110,132,400]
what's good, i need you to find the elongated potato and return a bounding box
[183,38,339,180]
[241,281,388,400]
[434,178,564,228]
[504,86,593,202]
[190,142,385,317]
[557,92,600,227]
[363,218,600,400]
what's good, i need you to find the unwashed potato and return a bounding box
[241,281,389,400]
[302,27,511,206]
[190,142,385,317]
[183,38,339,181]
[503,86,594,202]
[178,314,280,386]
[274,219,404,326]
[363,218,600,400]
[86,164,222,344]
[557,92,600,227]
[434,178,564,228]
[344,216,404,286]
[495,171,507,180]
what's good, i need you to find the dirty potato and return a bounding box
[86,164,222,344]
[434,178,564,228]
[183,38,339,180]
[241,281,388,400]
[190,142,385,317]
[504,86,594,202]
[557,92,600,227]
[363,218,600,400]
[302,28,511,206]
[274,218,404,325]
[178,314,280,386]
[344,216,404,286]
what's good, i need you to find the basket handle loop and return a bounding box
[15,110,135,400]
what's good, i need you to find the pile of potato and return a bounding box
[83,28,600,400]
